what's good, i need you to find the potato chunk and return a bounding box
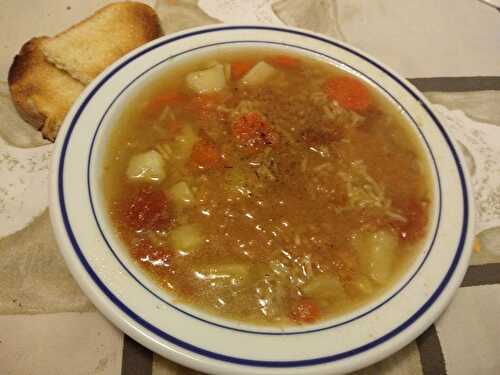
[168,181,196,208]
[126,150,165,183]
[302,274,346,300]
[352,230,398,284]
[167,224,204,254]
[241,61,276,86]
[186,64,226,94]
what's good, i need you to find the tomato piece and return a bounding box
[191,139,222,169]
[324,76,371,112]
[289,298,320,323]
[116,186,171,231]
[231,61,255,80]
[232,112,279,149]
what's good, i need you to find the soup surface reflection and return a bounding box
[103,50,432,326]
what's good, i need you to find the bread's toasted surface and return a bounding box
[41,2,162,84]
[8,37,85,141]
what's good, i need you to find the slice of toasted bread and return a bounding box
[41,2,162,84]
[8,37,85,141]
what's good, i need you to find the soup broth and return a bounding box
[103,49,432,326]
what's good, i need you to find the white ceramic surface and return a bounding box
[49,25,474,375]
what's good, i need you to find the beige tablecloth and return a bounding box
[1,1,499,374]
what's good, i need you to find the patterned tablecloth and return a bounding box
[0,1,499,374]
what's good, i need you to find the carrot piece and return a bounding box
[143,92,186,116]
[267,55,301,69]
[232,112,279,149]
[190,139,222,169]
[231,61,255,80]
[324,76,371,112]
[289,298,320,323]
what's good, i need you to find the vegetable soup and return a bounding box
[103,49,432,326]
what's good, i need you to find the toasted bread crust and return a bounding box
[8,2,162,141]
[8,37,84,141]
[8,37,48,130]
[41,2,163,84]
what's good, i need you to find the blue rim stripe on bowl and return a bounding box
[57,25,469,368]
[87,40,442,336]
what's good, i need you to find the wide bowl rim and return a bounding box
[49,24,475,375]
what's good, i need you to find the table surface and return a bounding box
[0,1,499,375]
